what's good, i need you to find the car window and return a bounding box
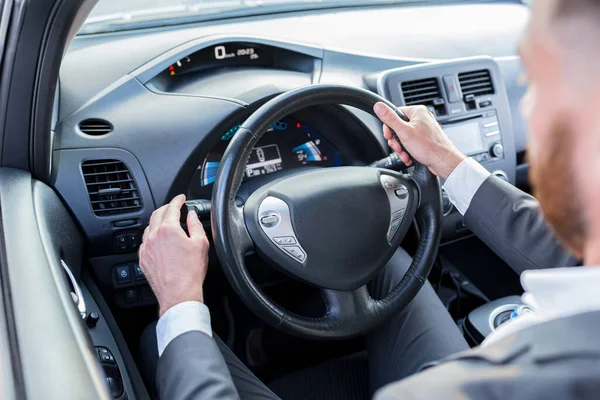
[80,0,478,34]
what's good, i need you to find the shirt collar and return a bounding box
[520,266,600,317]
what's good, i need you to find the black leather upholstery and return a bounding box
[211,84,442,339]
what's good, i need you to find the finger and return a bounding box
[373,102,410,136]
[388,139,402,153]
[398,105,425,120]
[383,124,394,141]
[398,152,413,166]
[164,194,186,225]
[187,210,207,239]
[148,205,168,234]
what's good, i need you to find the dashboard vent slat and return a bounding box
[458,69,494,97]
[401,77,442,107]
[81,160,143,216]
[78,119,113,136]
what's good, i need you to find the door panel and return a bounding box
[0,168,109,399]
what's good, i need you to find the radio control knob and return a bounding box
[490,143,504,158]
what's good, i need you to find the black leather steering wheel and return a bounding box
[211,84,442,340]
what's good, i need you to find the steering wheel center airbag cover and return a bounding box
[244,167,417,290]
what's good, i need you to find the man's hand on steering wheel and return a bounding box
[373,102,466,179]
[139,194,210,317]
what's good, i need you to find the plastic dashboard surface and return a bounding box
[53,2,530,260]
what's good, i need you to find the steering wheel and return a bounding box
[211,84,442,340]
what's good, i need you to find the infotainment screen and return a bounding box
[443,121,485,156]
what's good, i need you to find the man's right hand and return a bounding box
[139,194,210,317]
[373,103,467,179]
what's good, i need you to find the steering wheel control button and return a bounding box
[260,213,280,228]
[394,186,409,199]
[387,220,401,242]
[283,246,306,261]
[115,265,132,285]
[273,236,297,245]
[258,196,307,265]
[392,209,406,221]
[380,175,411,244]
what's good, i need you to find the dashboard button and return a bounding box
[133,263,145,281]
[127,232,140,250]
[283,246,306,262]
[115,265,132,285]
[125,288,139,304]
[114,234,128,252]
[443,75,461,103]
[273,236,297,245]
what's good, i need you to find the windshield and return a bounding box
[81,0,467,34]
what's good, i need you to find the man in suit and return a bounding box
[138,0,600,398]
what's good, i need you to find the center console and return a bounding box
[377,57,516,241]
[462,295,523,345]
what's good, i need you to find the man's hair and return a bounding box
[556,0,600,18]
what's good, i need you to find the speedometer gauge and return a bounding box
[191,116,342,198]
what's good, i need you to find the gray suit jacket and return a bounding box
[158,312,600,400]
[464,176,578,274]
[376,311,600,400]
[157,331,240,400]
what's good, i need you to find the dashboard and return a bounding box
[52,2,531,307]
[191,116,342,198]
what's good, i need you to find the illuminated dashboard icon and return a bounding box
[200,160,220,186]
[293,141,325,162]
[221,123,241,141]
[271,121,287,131]
[245,144,283,178]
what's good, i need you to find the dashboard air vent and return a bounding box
[401,78,442,106]
[81,160,143,216]
[458,70,494,97]
[78,119,113,136]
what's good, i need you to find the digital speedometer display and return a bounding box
[190,117,342,198]
[164,42,274,78]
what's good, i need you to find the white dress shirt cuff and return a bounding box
[156,301,212,357]
[442,157,491,215]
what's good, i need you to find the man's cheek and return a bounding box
[526,110,547,164]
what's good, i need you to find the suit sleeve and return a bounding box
[463,175,578,274]
[156,331,239,400]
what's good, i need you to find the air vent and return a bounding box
[401,78,442,106]
[81,160,143,216]
[458,70,494,97]
[78,119,113,136]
